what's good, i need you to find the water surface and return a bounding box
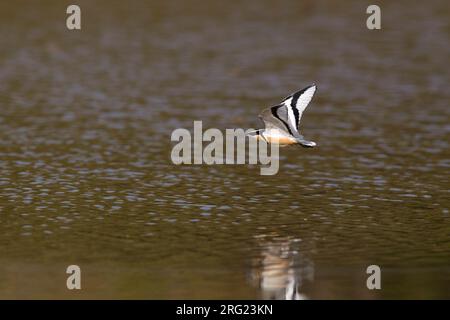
[0,0,449,299]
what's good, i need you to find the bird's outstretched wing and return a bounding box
[259,84,316,136]
[259,104,294,136]
[280,84,316,131]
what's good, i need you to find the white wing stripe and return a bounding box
[283,85,316,129]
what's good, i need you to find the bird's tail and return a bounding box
[297,140,317,148]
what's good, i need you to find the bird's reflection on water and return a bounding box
[250,235,314,300]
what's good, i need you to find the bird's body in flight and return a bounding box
[249,84,318,148]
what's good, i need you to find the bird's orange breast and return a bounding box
[253,134,297,146]
[265,136,297,146]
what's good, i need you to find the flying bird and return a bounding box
[249,84,318,147]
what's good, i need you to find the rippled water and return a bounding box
[0,0,449,299]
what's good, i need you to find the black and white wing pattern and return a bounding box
[259,84,316,136]
[280,84,316,132]
[259,104,294,137]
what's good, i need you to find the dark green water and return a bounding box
[0,0,448,299]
